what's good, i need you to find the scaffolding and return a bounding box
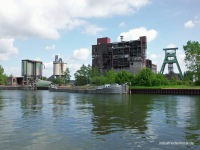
[160,47,183,80]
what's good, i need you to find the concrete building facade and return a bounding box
[92,36,147,74]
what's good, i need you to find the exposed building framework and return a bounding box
[160,47,183,80]
[92,36,147,74]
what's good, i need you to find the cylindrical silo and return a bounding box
[27,62,33,76]
[36,62,42,76]
[62,63,67,75]
[53,55,67,76]
[53,62,61,76]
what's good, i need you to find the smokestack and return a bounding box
[120,36,124,42]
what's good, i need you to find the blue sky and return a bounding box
[0,0,199,79]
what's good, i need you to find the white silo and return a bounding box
[53,55,67,78]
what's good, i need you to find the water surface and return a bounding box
[0,90,199,149]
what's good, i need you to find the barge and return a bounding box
[49,83,129,94]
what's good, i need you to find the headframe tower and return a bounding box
[160,47,183,80]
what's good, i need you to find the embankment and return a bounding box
[131,88,200,95]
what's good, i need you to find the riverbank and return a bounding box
[0,86,48,90]
[1,85,200,95]
[131,88,200,95]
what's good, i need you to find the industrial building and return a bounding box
[7,77,23,86]
[146,59,157,73]
[53,55,67,79]
[21,59,43,84]
[92,36,156,74]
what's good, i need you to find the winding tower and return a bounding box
[160,47,183,80]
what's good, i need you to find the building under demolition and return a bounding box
[92,36,156,74]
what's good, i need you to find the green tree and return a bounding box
[63,67,71,83]
[74,64,91,85]
[135,68,155,86]
[91,69,117,85]
[9,74,14,77]
[115,70,134,84]
[89,66,100,83]
[104,69,117,84]
[183,71,193,81]
[170,77,177,85]
[183,41,200,82]
[152,73,169,86]
[0,65,7,85]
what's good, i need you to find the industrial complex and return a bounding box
[92,36,157,74]
[7,55,67,88]
[5,35,185,88]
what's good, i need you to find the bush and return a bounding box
[195,80,200,85]
[115,70,134,84]
[134,68,154,86]
[152,74,169,86]
[170,77,177,85]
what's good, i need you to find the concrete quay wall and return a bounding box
[131,88,200,95]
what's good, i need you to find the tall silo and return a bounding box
[21,59,43,84]
[35,61,43,77]
[53,55,67,78]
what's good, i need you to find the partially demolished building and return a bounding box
[92,36,148,74]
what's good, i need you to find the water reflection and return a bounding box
[90,94,154,135]
[184,96,200,145]
[0,91,199,149]
[20,91,43,117]
[0,95,3,111]
[51,92,70,118]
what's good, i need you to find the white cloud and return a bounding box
[150,54,161,59]
[184,20,195,28]
[0,38,18,61]
[68,63,82,78]
[43,61,53,77]
[117,27,158,42]
[72,48,91,60]
[166,44,177,48]
[45,44,55,50]
[34,57,41,61]
[83,25,105,35]
[0,0,150,40]
[184,16,200,29]
[119,22,126,28]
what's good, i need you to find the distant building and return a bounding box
[53,55,67,79]
[145,59,157,74]
[92,36,147,74]
[7,77,24,86]
[21,59,43,84]
[146,59,152,69]
[152,64,157,74]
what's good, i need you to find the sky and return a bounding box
[0,0,200,79]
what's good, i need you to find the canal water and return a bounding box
[0,90,199,150]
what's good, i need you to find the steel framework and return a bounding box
[160,47,183,80]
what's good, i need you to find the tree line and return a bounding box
[0,40,200,86]
[73,40,200,86]
[74,65,170,86]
